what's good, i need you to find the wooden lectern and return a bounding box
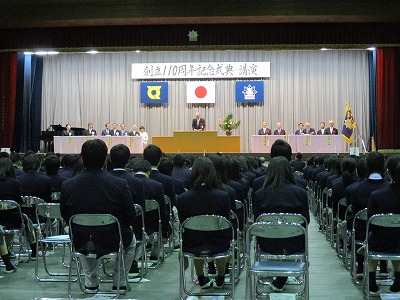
[152,131,240,153]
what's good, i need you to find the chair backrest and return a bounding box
[51,192,62,202]
[352,207,368,229]
[336,197,347,220]
[22,196,46,207]
[0,200,25,231]
[367,213,400,228]
[182,215,233,232]
[295,171,304,178]
[256,213,307,228]
[145,199,160,213]
[36,203,63,220]
[246,221,308,255]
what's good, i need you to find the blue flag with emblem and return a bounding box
[140,82,168,104]
[341,102,357,144]
[235,81,264,103]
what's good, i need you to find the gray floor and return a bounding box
[0,217,371,300]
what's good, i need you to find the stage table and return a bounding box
[54,136,143,154]
[251,134,346,153]
[152,130,240,153]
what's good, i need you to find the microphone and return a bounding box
[46,125,52,131]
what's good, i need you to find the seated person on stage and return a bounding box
[119,123,129,136]
[101,123,112,136]
[258,121,271,135]
[367,155,400,294]
[177,156,231,289]
[294,122,304,135]
[139,126,148,147]
[129,124,140,136]
[317,122,325,135]
[111,123,120,136]
[192,113,205,131]
[253,156,310,292]
[84,122,97,136]
[302,122,316,135]
[60,139,136,293]
[273,122,286,135]
[324,120,339,135]
[62,124,74,136]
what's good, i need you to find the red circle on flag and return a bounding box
[195,86,207,98]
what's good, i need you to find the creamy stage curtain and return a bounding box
[42,50,369,153]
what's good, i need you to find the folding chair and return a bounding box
[163,195,174,257]
[35,202,72,282]
[363,214,400,299]
[335,198,349,258]
[245,221,309,300]
[179,215,236,299]
[68,214,127,298]
[0,200,26,265]
[351,208,368,285]
[145,199,163,268]
[131,204,147,282]
[51,192,62,202]
[235,200,246,271]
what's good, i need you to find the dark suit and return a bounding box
[302,128,316,135]
[290,159,306,172]
[111,129,120,136]
[0,177,23,228]
[60,168,136,258]
[177,186,231,255]
[368,185,400,252]
[172,166,192,189]
[331,175,359,218]
[101,129,112,136]
[46,173,69,193]
[110,169,146,239]
[14,165,24,176]
[17,171,52,202]
[254,182,310,254]
[295,129,303,135]
[150,169,177,207]
[316,129,324,135]
[62,130,74,136]
[128,131,140,136]
[134,173,169,237]
[84,129,97,136]
[324,127,339,135]
[273,129,286,135]
[192,118,205,130]
[257,128,271,135]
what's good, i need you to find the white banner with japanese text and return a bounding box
[132,62,270,79]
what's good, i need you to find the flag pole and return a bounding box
[348,101,368,153]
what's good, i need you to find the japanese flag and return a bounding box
[186,81,215,103]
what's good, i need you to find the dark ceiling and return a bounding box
[1,0,399,28]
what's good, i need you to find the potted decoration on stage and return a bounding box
[218,113,241,136]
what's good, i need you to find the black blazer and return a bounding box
[254,183,310,254]
[84,129,97,136]
[273,129,286,135]
[257,128,271,135]
[17,171,52,202]
[324,127,339,135]
[302,128,316,135]
[192,118,205,130]
[110,169,146,239]
[177,186,231,255]
[0,177,24,228]
[150,170,177,207]
[172,167,192,189]
[368,185,400,251]
[62,130,74,136]
[60,168,136,258]
[134,174,170,237]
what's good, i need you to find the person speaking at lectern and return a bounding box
[192,113,205,131]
